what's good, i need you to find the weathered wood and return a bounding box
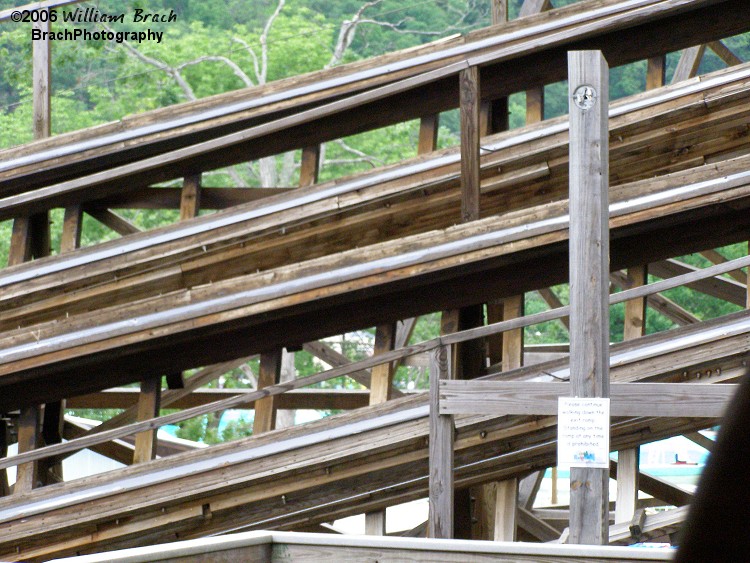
[85,208,141,236]
[299,146,321,187]
[671,45,706,84]
[254,350,282,434]
[32,19,50,140]
[440,381,736,418]
[491,0,507,25]
[364,509,386,536]
[60,204,83,254]
[518,0,552,18]
[429,345,453,539]
[518,470,545,510]
[629,508,647,540]
[13,406,40,494]
[610,506,688,545]
[370,323,397,405]
[133,377,161,464]
[707,40,744,67]
[460,66,480,223]
[617,265,645,524]
[614,448,639,524]
[39,401,65,485]
[0,420,8,497]
[568,49,610,546]
[417,115,439,154]
[501,295,524,372]
[646,56,666,90]
[537,287,570,330]
[517,506,560,542]
[684,430,714,452]
[179,173,201,221]
[650,258,746,306]
[7,216,32,267]
[699,249,746,284]
[526,87,544,124]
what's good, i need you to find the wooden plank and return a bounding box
[133,377,161,464]
[568,50,610,546]
[671,45,706,84]
[89,187,294,209]
[518,471,545,510]
[699,249,746,284]
[85,208,141,236]
[647,293,699,326]
[707,41,744,67]
[684,430,714,452]
[0,420,8,497]
[646,56,666,90]
[459,66,480,223]
[32,19,50,140]
[370,323,397,405]
[517,506,560,542]
[364,509,386,536]
[254,350,282,434]
[518,0,552,18]
[439,381,736,418]
[490,0,507,26]
[610,506,688,545]
[179,174,201,221]
[7,216,32,267]
[60,205,83,254]
[13,406,39,494]
[417,114,439,154]
[526,87,544,124]
[649,259,746,306]
[39,401,65,485]
[537,288,569,330]
[617,265,645,524]
[494,478,517,541]
[299,146,320,187]
[429,345,453,539]
[501,294,524,372]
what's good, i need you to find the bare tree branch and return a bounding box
[260,0,286,84]
[178,56,254,88]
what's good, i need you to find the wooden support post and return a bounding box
[567,50,610,546]
[365,509,386,536]
[133,378,161,464]
[429,344,453,539]
[459,66,481,223]
[180,173,201,221]
[7,216,32,266]
[418,114,440,154]
[366,322,397,533]
[253,350,282,434]
[369,323,397,405]
[39,402,65,484]
[671,45,706,84]
[616,265,647,524]
[501,295,524,373]
[60,204,83,254]
[490,0,507,26]
[299,146,321,187]
[646,56,666,90]
[14,406,40,494]
[526,86,544,124]
[0,419,8,496]
[32,19,51,140]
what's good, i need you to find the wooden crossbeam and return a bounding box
[85,208,141,236]
[671,45,706,84]
[649,259,745,306]
[439,381,736,418]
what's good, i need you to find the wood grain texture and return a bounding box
[460,66,481,223]
[429,345,454,539]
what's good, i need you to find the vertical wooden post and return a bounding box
[429,344,454,539]
[460,66,481,223]
[133,377,161,464]
[180,173,201,221]
[526,87,545,123]
[253,350,282,434]
[14,406,40,494]
[60,204,83,254]
[39,402,65,484]
[615,266,647,523]
[32,19,51,140]
[490,0,508,26]
[567,50,610,546]
[646,57,666,90]
[418,114,440,154]
[366,322,397,534]
[299,146,321,187]
[369,323,397,405]
[0,419,9,496]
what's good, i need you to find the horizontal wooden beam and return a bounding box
[88,187,295,210]
[439,381,736,417]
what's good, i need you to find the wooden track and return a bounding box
[1,308,745,560]
[1,0,749,558]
